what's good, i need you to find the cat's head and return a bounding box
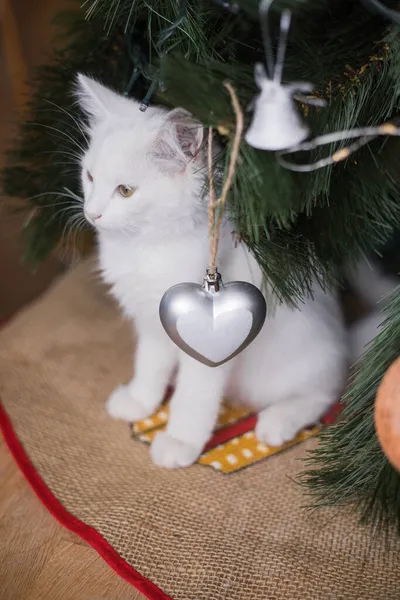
[75,74,206,235]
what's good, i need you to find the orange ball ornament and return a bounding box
[375,356,400,472]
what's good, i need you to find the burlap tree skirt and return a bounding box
[1,259,399,600]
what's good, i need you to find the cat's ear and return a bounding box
[75,73,133,124]
[254,63,268,89]
[153,108,204,173]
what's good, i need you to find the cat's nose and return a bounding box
[85,210,102,223]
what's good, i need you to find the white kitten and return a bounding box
[76,74,349,468]
[346,259,398,359]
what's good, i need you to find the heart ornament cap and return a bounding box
[159,270,267,367]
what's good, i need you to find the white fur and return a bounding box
[346,258,398,361]
[76,74,349,468]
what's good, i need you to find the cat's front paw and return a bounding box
[150,431,200,469]
[255,404,303,447]
[106,384,152,422]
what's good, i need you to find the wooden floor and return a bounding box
[0,436,148,600]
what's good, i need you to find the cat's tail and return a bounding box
[346,259,398,362]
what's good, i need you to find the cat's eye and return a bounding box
[87,171,93,182]
[117,184,136,198]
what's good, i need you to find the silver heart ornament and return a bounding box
[159,270,267,367]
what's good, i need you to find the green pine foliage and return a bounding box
[4,0,400,299]
[2,11,132,264]
[84,0,226,60]
[302,292,400,534]
[2,0,400,529]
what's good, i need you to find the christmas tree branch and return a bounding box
[301,291,400,533]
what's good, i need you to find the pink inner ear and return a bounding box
[176,125,191,149]
[152,111,203,172]
[176,124,201,158]
[189,143,198,159]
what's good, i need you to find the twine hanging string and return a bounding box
[207,82,244,277]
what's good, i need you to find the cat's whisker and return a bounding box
[62,187,84,203]
[84,0,101,20]
[64,211,86,230]
[41,149,83,162]
[67,225,80,264]
[41,99,89,144]
[45,208,82,232]
[35,109,85,144]
[108,0,121,34]
[50,163,78,172]
[70,216,91,264]
[38,201,80,210]
[18,191,80,205]
[61,212,84,242]
[120,227,135,240]
[59,217,88,264]
[25,122,86,154]
[125,0,135,32]
[47,205,82,222]
[121,225,140,237]
[25,195,83,215]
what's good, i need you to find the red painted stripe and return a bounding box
[0,369,341,600]
[321,401,343,425]
[204,401,341,452]
[0,403,173,600]
[204,414,258,452]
